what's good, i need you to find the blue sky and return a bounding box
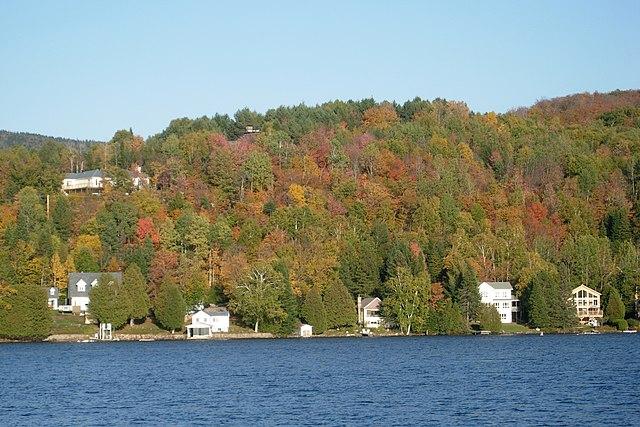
[1,0,639,141]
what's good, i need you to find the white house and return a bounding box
[478,281,519,324]
[67,272,123,313]
[300,324,313,337]
[128,165,150,189]
[61,169,108,193]
[357,296,383,328]
[571,285,603,325]
[47,287,59,310]
[186,306,230,339]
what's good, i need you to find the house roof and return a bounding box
[64,169,104,180]
[572,285,601,296]
[48,287,59,298]
[203,306,229,316]
[361,297,381,309]
[480,281,513,290]
[68,272,123,298]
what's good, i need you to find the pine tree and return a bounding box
[52,195,72,240]
[526,279,550,328]
[323,274,356,329]
[154,281,186,333]
[478,304,502,332]
[0,284,51,340]
[123,263,150,325]
[88,274,131,329]
[74,247,99,272]
[605,285,625,320]
[302,283,327,334]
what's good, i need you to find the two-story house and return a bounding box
[67,272,123,313]
[357,296,383,328]
[61,169,108,194]
[571,285,603,325]
[478,281,520,324]
[186,306,230,338]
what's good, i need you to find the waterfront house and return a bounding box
[67,272,123,313]
[571,285,603,325]
[478,281,520,324]
[300,324,313,337]
[186,306,230,338]
[47,287,59,310]
[357,296,383,328]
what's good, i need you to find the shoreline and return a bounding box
[1,328,635,344]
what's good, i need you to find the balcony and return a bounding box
[576,308,603,317]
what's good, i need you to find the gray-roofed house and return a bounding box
[47,287,59,310]
[478,281,520,323]
[67,272,123,313]
[61,169,108,193]
[186,306,230,338]
[357,296,383,328]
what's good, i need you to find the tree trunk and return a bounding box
[129,318,134,326]
[171,329,175,334]
[254,320,259,333]
[406,323,411,336]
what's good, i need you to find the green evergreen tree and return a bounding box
[425,301,467,335]
[0,284,51,340]
[604,285,625,320]
[271,261,298,336]
[302,283,327,334]
[338,234,383,297]
[154,280,186,333]
[123,263,150,325]
[15,187,46,241]
[323,273,356,329]
[74,247,99,272]
[478,304,502,332]
[444,263,480,323]
[603,207,631,245]
[546,280,576,329]
[525,278,550,328]
[88,274,131,329]
[52,195,72,241]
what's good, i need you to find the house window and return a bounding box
[77,282,85,292]
[50,288,55,296]
[500,313,506,319]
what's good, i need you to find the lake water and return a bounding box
[1,334,639,425]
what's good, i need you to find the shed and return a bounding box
[300,324,313,337]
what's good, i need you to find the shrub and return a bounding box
[611,318,629,331]
[627,318,640,328]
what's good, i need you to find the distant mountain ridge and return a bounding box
[0,130,102,150]
[514,89,640,124]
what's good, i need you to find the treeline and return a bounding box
[1,90,640,339]
[0,130,100,150]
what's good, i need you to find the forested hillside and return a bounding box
[2,90,640,338]
[0,130,101,150]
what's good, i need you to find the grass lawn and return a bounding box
[117,319,172,335]
[229,323,259,334]
[51,312,97,335]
